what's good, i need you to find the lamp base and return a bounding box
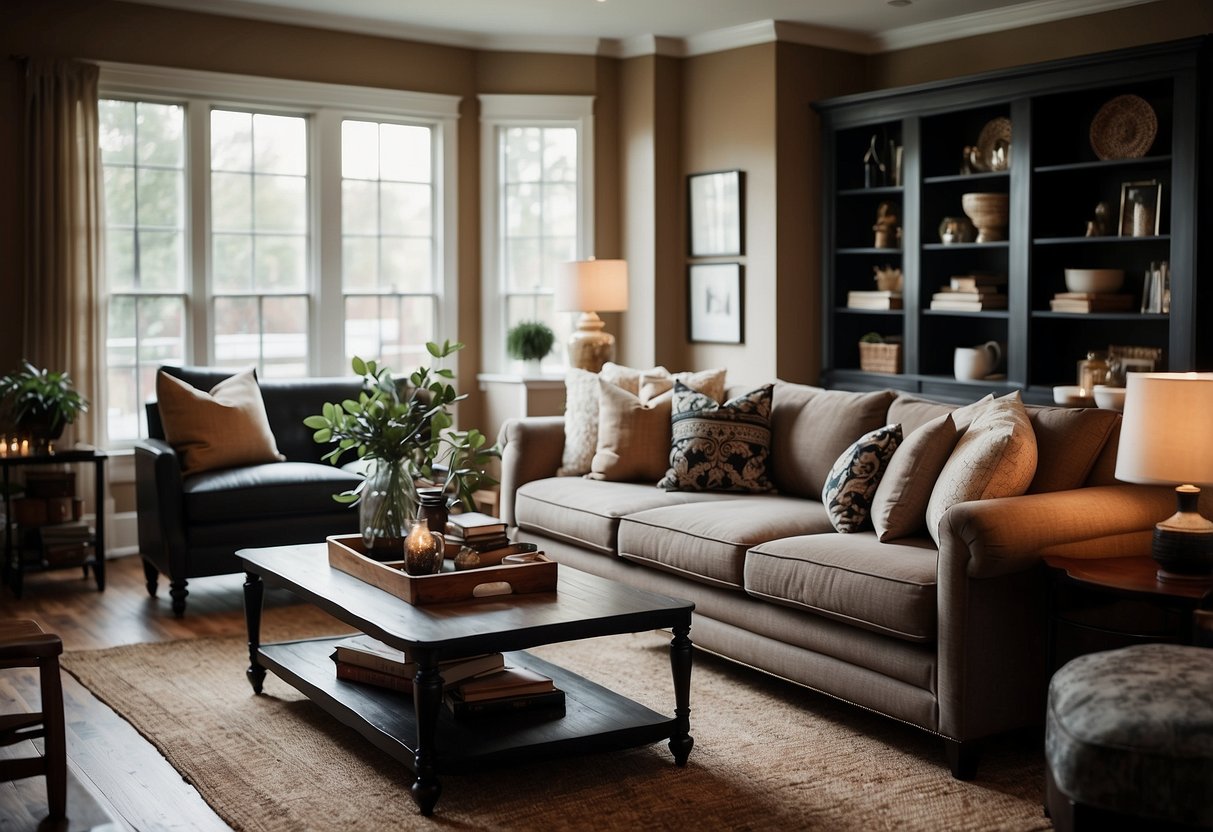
[1151,485,1213,582]
[567,312,615,373]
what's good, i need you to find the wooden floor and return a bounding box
[1,554,333,832]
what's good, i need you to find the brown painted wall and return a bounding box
[869,0,1213,89]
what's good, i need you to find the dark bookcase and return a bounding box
[814,37,1210,404]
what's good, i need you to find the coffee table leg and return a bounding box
[411,651,443,815]
[244,571,266,694]
[668,622,694,766]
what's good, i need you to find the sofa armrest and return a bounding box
[941,483,1174,580]
[134,438,187,575]
[497,416,565,527]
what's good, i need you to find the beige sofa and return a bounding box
[496,383,1177,778]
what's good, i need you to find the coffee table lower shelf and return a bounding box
[259,637,677,774]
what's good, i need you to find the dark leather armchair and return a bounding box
[135,366,363,616]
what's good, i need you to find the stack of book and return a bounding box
[1049,292,1134,313]
[37,522,93,564]
[846,290,902,310]
[331,634,505,694]
[444,665,565,719]
[445,512,509,552]
[930,274,1008,311]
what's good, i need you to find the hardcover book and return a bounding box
[454,666,556,702]
[443,688,566,719]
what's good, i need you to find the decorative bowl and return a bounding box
[1092,385,1127,411]
[960,193,1009,243]
[1064,268,1125,293]
[1053,385,1094,407]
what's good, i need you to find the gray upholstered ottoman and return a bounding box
[1045,644,1213,831]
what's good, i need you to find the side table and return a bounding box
[1043,554,1209,674]
[1,448,107,597]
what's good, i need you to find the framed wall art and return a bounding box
[688,170,744,257]
[688,263,743,344]
[1118,179,1162,237]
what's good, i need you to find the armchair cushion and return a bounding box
[182,462,361,525]
[156,369,284,475]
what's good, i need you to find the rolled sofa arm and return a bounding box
[134,438,187,575]
[941,483,1176,580]
[497,416,565,527]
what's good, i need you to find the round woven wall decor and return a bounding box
[1089,94,1157,160]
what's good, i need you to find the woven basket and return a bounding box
[859,341,902,374]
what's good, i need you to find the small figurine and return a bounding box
[873,265,903,292]
[864,134,885,188]
[1086,200,1112,237]
[873,201,900,249]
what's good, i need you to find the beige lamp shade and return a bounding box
[1116,372,1213,486]
[555,259,629,372]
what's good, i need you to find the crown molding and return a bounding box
[875,0,1159,52]
[607,35,684,60]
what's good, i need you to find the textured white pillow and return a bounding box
[925,392,1038,545]
[557,363,668,476]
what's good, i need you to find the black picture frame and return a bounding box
[688,170,744,257]
[1118,179,1162,237]
[688,263,744,344]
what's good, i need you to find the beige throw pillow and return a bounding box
[925,392,1038,545]
[156,369,285,476]
[589,368,727,482]
[557,363,669,477]
[870,413,959,542]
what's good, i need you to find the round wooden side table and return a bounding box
[1043,554,1211,674]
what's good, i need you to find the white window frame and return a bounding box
[479,94,594,374]
[98,61,460,391]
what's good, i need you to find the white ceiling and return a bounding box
[123,0,1156,55]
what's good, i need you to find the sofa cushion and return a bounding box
[183,461,361,524]
[1026,407,1119,493]
[618,497,834,589]
[156,368,285,476]
[823,424,902,533]
[887,392,992,437]
[871,413,959,542]
[769,383,895,499]
[514,477,739,555]
[558,363,669,477]
[744,533,939,642]
[658,383,774,493]
[926,392,1038,545]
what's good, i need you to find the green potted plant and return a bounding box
[0,360,89,448]
[506,321,555,372]
[304,340,500,549]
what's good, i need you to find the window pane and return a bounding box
[104,166,134,227]
[211,110,252,172]
[544,183,576,237]
[140,296,186,364]
[381,295,433,370]
[504,127,541,183]
[253,174,306,233]
[212,233,253,293]
[99,100,134,165]
[505,183,541,236]
[542,236,576,290]
[381,238,431,293]
[213,296,260,365]
[136,168,183,228]
[342,180,378,235]
[505,237,542,293]
[137,102,184,167]
[543,128,577,182]
[106,229,136,292]
[380,182,431,237]
[106,366,139,442]
[138,230,183,291]
[253,113,306,176]
[253,235,307,292]
[260,295,308,377]
[380,123,430,183]
[342,119,378,180]
[342,237,377,291]
[344,295,381,361]
[211,172,252,232]
[107,296,137,367]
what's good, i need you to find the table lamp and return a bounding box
[555,258,628,373]
[1115,372,1213,582]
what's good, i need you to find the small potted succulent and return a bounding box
[0,360,89,448]
[506,321,555,374]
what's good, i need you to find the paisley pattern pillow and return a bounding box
[658,383,774,492]
[822,424,903,533]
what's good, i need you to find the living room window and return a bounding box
[480,95,594,373]
[98,64,459,444]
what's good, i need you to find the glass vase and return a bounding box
[359,458,416,552]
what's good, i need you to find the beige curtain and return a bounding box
[24,58,105,450]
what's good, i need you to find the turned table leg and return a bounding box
[668,622,694,766]
[244,571,266,694]
[411,650,443,815]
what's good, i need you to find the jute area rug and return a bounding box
[62,608,1049,831]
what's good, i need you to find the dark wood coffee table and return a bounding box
[239,543,694,815]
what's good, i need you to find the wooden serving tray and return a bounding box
[326,535,557,606]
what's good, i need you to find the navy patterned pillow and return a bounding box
[822,424,903,533]
[658,382,774,492]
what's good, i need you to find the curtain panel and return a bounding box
[24,57,104,449]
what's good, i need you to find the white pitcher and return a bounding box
[954,341,1002,381]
